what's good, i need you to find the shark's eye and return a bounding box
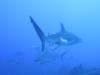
[60,37,68,43]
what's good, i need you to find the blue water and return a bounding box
[0,0,100,75]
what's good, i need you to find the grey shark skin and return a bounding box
[29,16,81,52]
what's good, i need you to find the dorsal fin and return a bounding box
[60,22,66,32]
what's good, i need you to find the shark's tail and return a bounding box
[29,16,46,51]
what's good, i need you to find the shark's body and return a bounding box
[29,16,81,52]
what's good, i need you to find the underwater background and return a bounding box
[0,0,100,75]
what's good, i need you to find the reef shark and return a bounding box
[29,16,81,52]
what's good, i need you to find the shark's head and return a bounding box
[60,32,82,46]
[47,22,82,46]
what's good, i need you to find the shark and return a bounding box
[29,16,81,52]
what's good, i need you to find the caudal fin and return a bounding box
[29,16,45,51]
